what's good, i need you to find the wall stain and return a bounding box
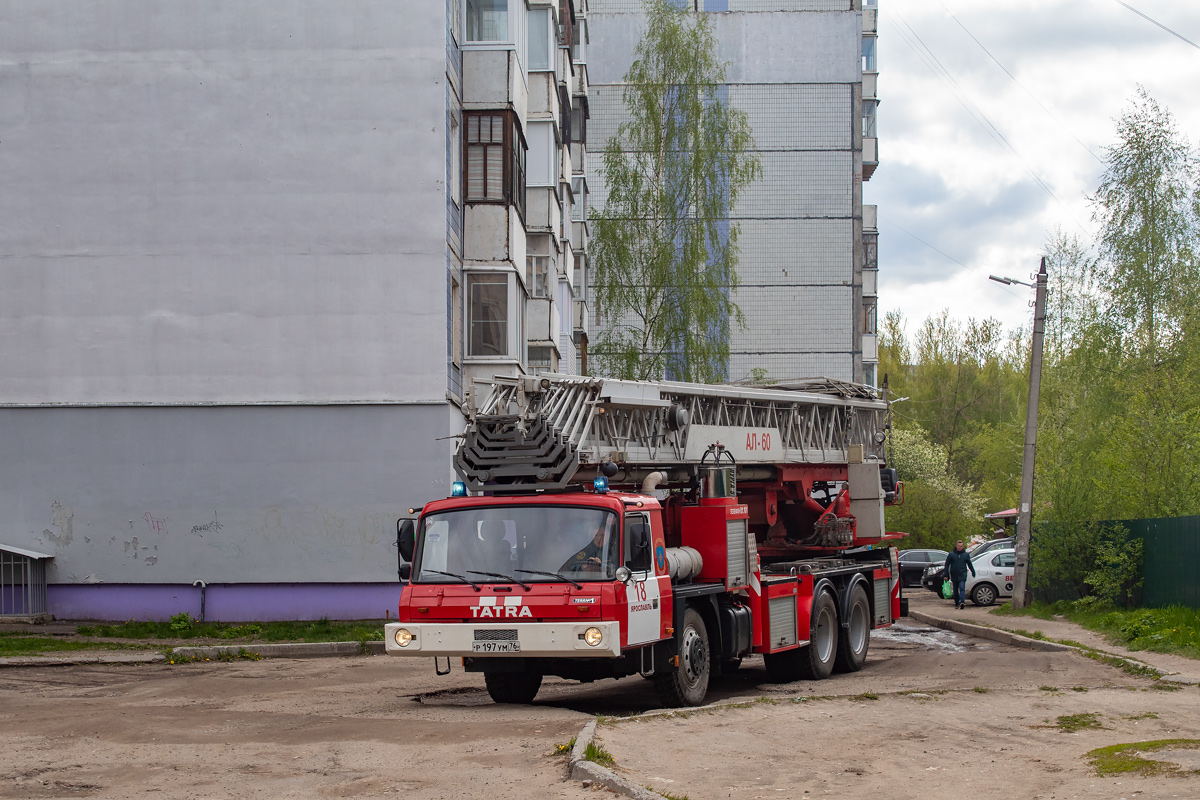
[144,512,168,535]
[41,501,74,548]
[143,556,158,566]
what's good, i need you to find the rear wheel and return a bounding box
[799,591,839,680]
[483,671,542,704]
[834,585,870,673]
[654,608,710,707]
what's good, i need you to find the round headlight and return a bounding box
[584,627,603,647]
[394,628,414,647]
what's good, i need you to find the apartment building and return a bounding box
[0,0,589,620]
[587,0,880,385]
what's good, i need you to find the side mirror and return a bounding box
[399,562,412,581]
[397,518,415,563]
[626,521,651,572]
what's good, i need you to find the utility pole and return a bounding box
[988,258,1048,610]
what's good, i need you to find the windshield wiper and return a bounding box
[513,569,584,589]
[424,569,482,591]
[466,570,532,590]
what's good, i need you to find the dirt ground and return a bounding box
[3,611,1199,799]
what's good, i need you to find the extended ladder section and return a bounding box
[455,374,888,491]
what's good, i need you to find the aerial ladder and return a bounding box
[387,374,905,706]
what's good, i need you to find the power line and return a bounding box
[889,9,1095,243]
[936,1,1104,166]
[879,214,1026,303]
[1114,0,1200,51]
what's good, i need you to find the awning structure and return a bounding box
[1,543,54,617]
[984,508,1018,521]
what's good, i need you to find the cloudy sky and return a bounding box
[867,0,1200,336]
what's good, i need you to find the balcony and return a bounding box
[863,204,877,232]
[863,137,878,181]
[863,9,877,34]
[863,72,877,101]
[862,334,878,362]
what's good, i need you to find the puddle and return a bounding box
[873,623,969,653]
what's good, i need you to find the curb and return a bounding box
[568,719,665,800]
[0,640,386,668]
[908,610,1072,652]
[0,652,166,668]
[909,610,1200,684]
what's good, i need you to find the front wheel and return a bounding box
[971,583,997,607]
[654,607,710,707]
[483,671,542,704]
[834,584,870,673]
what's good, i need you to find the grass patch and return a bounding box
[583,741,615,767]
[1040,685,1060,692]
[1087,739,1200,776]
[1054,712,1103,732]
[166,647,262,665]
[1124,712,1159,720]
[852,692,879,701]
[75,617,386,644]
[654,790,690,800]
[972,686,989,693]
[998,601,1200,660]
[1071,686,1089,692]
[0,637,156,657]
[555,737,576,755]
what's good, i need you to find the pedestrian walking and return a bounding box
[941,540,976,610]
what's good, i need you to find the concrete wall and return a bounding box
[1,403,460,585]
[0,0,450,405]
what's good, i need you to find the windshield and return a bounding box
[415,505,620,583]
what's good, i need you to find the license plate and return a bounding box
[471,641,521,653]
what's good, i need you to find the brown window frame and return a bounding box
[464,110,526,220]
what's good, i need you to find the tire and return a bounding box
[834,584,870,673]
[483,671,542,704]
[971,583,997,607]
[653,608,710,707]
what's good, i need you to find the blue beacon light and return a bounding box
[593,476,609,493]
[450,481,468,497]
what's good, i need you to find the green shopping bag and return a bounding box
[941,579,953,599]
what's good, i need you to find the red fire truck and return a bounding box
[385,374,905,706]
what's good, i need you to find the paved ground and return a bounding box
[3,597,1199,799]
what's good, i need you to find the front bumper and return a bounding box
[383,621,622,658]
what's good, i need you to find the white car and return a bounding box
[963,548,1016,606]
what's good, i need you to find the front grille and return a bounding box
[473,628,518,641]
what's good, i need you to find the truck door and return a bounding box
[624,512,661,646]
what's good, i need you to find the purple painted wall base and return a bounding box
[47,583,405,622]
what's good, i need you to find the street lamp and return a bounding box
[989,259,1048,610]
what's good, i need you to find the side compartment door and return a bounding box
[624,512,661,646]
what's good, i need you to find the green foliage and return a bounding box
[0,637,155,657]
[1028,521,1143,606]
[884,426,988,549]
[1054,712,1103,732]
[75,618,385,643]
[590,0,760,382]
[169,612,194,632]
[583,740,616,767]
[999,600,1200,660]
[1087,739,1200,776]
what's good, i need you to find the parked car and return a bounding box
[964,548,1016,606]
[898,549,948,588]
[921,537,1016,594]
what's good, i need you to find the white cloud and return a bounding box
[869,0,1200,334]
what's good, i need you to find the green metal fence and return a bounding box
[1127,515,1200,609]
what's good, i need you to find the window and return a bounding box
[465,111,526,217]
[466,0,507,42]
[467,273,509,357]
[527,8,552,71]
[993,553,1016,568]
[863,100,878,138]
[571,177,586,221]
[863,300,877,335]
[527,236,551,298]
[450,111,462,207]
[863,37,877,72]
[526,122,555,187]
